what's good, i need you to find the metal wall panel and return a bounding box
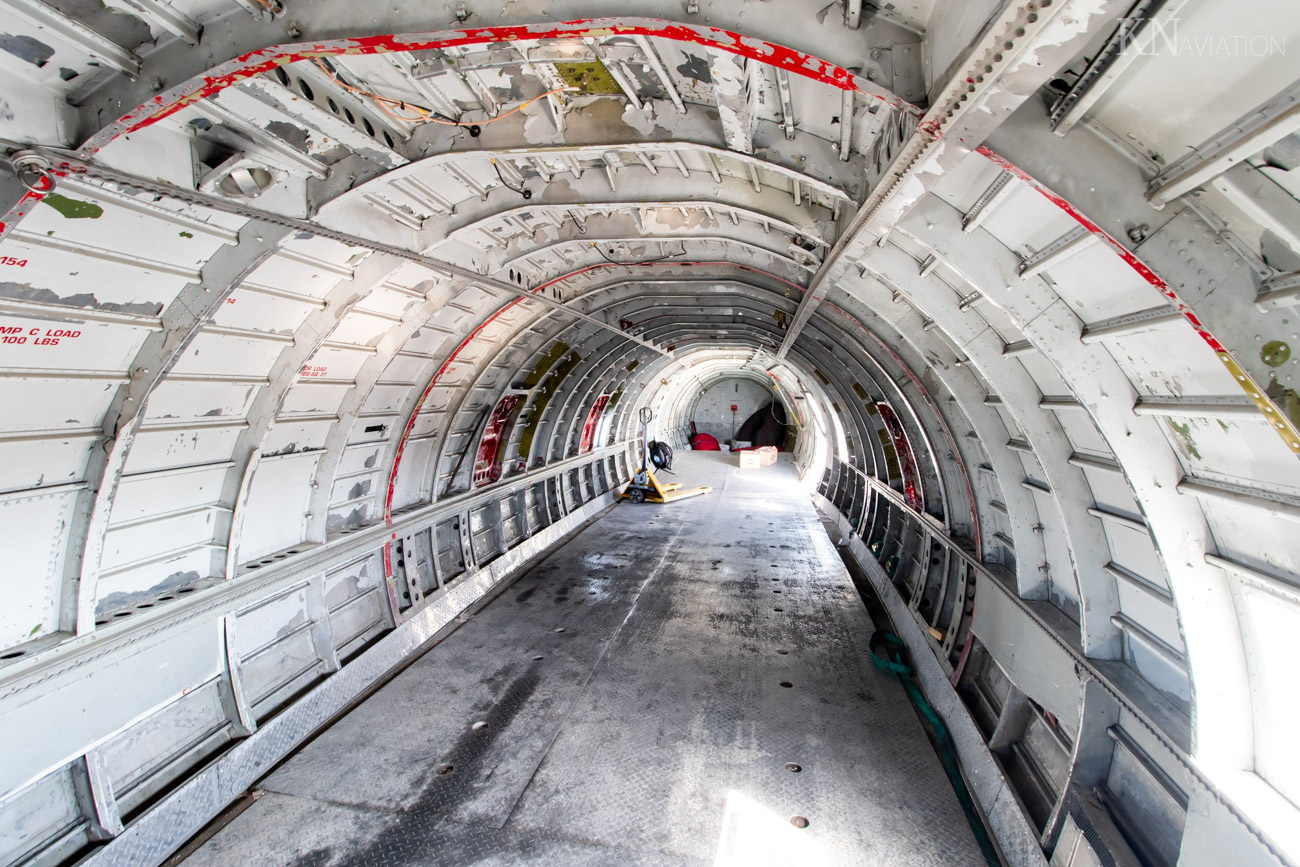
[0,762,90,867]
[0,620,222,801]
[235,453,321,564]
[98,679,231,819]
[0,489,76,648]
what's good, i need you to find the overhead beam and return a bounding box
[103,0,200,45]
[1256,268,1300,310]
[961,170,1014,233]
[776,0,1127,359]
[838,89,854,161]
[238,74,408,170]
[343,139,856,235]
[1068,452,1122,475]
[1110,613,1187,671]
[1147,79,1300,208]
[583,37,641,109]
[1079,306,1184,343]
[19,145,671,360]
[774,68,796,139]
[1104,561,1172,604]
[1213,163,1300,259]
[632,36,685,114]
[1206,553,1300,604]
[1048,0,1187,135]
[0,0,141,75]
[192,96,330,179]
[1131,395,1261,421]
[1017,226,1097,279]
[844,0,864,29]
[1178,476,1300,524]
[1089,505,1149,534]
[709,50,757,154]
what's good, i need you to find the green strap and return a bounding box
[869,631,1001,867]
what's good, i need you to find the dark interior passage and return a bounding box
[180,453,982,866]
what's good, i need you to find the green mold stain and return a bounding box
[178,231,194,239]
[517,351,582,461]
[28,623,41,636]
[522,341,568,388]
[1261,340,1291,367]
[606,386,624,409]
[1167,420,1202,461]
[42,194,103,219]
[877,429,901,479]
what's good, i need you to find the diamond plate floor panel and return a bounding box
[182,453,984,866]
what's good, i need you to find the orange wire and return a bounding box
[312,59,572,127]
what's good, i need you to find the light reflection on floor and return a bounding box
[714,788,830,867]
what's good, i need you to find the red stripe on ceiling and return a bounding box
[83,17,919,155]
[0,174,55,241]
[825,300,980,558]
[383,296,527,531]
[975,145,1300,454]
[382,258,985,569]
[975,145,1229,355]
[381,258,801,545]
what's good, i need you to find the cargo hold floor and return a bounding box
[182,452,983,866]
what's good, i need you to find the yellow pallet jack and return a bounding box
[622,408,712,504]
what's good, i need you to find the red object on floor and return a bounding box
[691,432,721,451]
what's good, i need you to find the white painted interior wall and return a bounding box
[0,1,1298,865]
[689,378,781,446]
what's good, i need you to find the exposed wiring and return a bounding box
[312,59,573,130]
[588,241,686,265]
[313,59,447,124]
[491,158,531,199]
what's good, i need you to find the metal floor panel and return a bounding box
[182,453,983,866]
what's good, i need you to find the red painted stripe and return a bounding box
[383,296,526,528]
[824,300,980,557]
[381,257,810,539]
[0,174,55,244]
[975,145,1229,355]
[83,18,919,156]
